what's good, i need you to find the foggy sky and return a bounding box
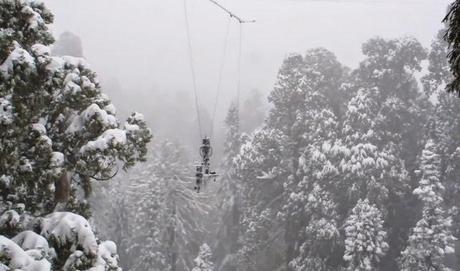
[42,0,449,118]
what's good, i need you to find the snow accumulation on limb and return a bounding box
[90,241,121,271]
[0,210,20,229]
[39,212,98,256]
[11,230,50,256]
[0,235,51,271]
[0,42,36,75]
[0,212,121,270]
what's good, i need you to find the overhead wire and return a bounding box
[183,0,253,139]
[236,23,243,114]
[210,15,232,138]
[183,0,203,138]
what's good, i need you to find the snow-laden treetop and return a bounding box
[0,0,152,216]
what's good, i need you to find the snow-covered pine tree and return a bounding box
[399,139,456,271]
[349,37,427,172]
[96,183,134,269]
[0,0,152,217]
[282,48,346,270]
[234,127,287,271]
[90,149,166,271]
[340,37,429,270]
[128,142,210,271]
[223,101,241,171]
[338,87,409,271]
[289,183,341,270]
[0,211,122,270]
[51,31,83,57]
[158,142,211,271]
[214,101,243,271]
[265,53,308,270]
[270,48,347,269]
[339,88,408,209]
[0,1,150,269]
[343,198,388,271]
[126,163,168,271]
[267,48,346,145]
[421,29,451,97]
[266,53,304,134]
[422,28,460,267]
[233,48,348,270]
[92,140,213,271]
[443,0,460,94]
[192,243,214,271]
[267,54,307,270]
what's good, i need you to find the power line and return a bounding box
[210,16,232,138]
[183,0,203,138]
[236,23,243,114]
[183,0,254,139]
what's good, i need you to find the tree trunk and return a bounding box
[55,172,71,203]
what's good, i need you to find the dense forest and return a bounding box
[2,0,460,271]
[94,31,460,271]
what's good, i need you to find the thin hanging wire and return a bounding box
[236,23,243,114]
[183,0,203,138]
[210,16,232,138]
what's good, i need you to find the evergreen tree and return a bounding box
[289,183,341,270]
[283,49,346,270]
[0,1,150,269]
[340,37,428,270]
[424,28,460,267]
[214,101,243,271]
[234,128,287,271]
[435,92,460,267]
[0,211,122,270]
[110,142,210,271]
[339,88,408,209]
[421,29,451,97]
[338,86,408,271]
[399,140,456,271]
[343,198,388,271]
[127,163,168,271]
[266,53,304,134]
[52,31,83,57]
[273,48,347,269]
[89,175,134,269]
[443,0,460,94]
[234,48,348,270]
[223,101,241,170]
[230,36,435,271]
[0,0,152,217]
[266,54,309,269]
[192,243,214,271]
[351,37,427,168]
[159,142,211,271]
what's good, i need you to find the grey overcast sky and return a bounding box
[42,0,450,113]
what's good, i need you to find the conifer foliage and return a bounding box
[399,140,456,271]
[192,243,214,271]
[343,199,388,271]
[228,33,458,271]
[93,142,211,271]
[443,0,460,94]
[0,0,152,216]
[0,1,151,270]
[214,102,243,271]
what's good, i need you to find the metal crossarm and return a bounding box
[208,0,256,23]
